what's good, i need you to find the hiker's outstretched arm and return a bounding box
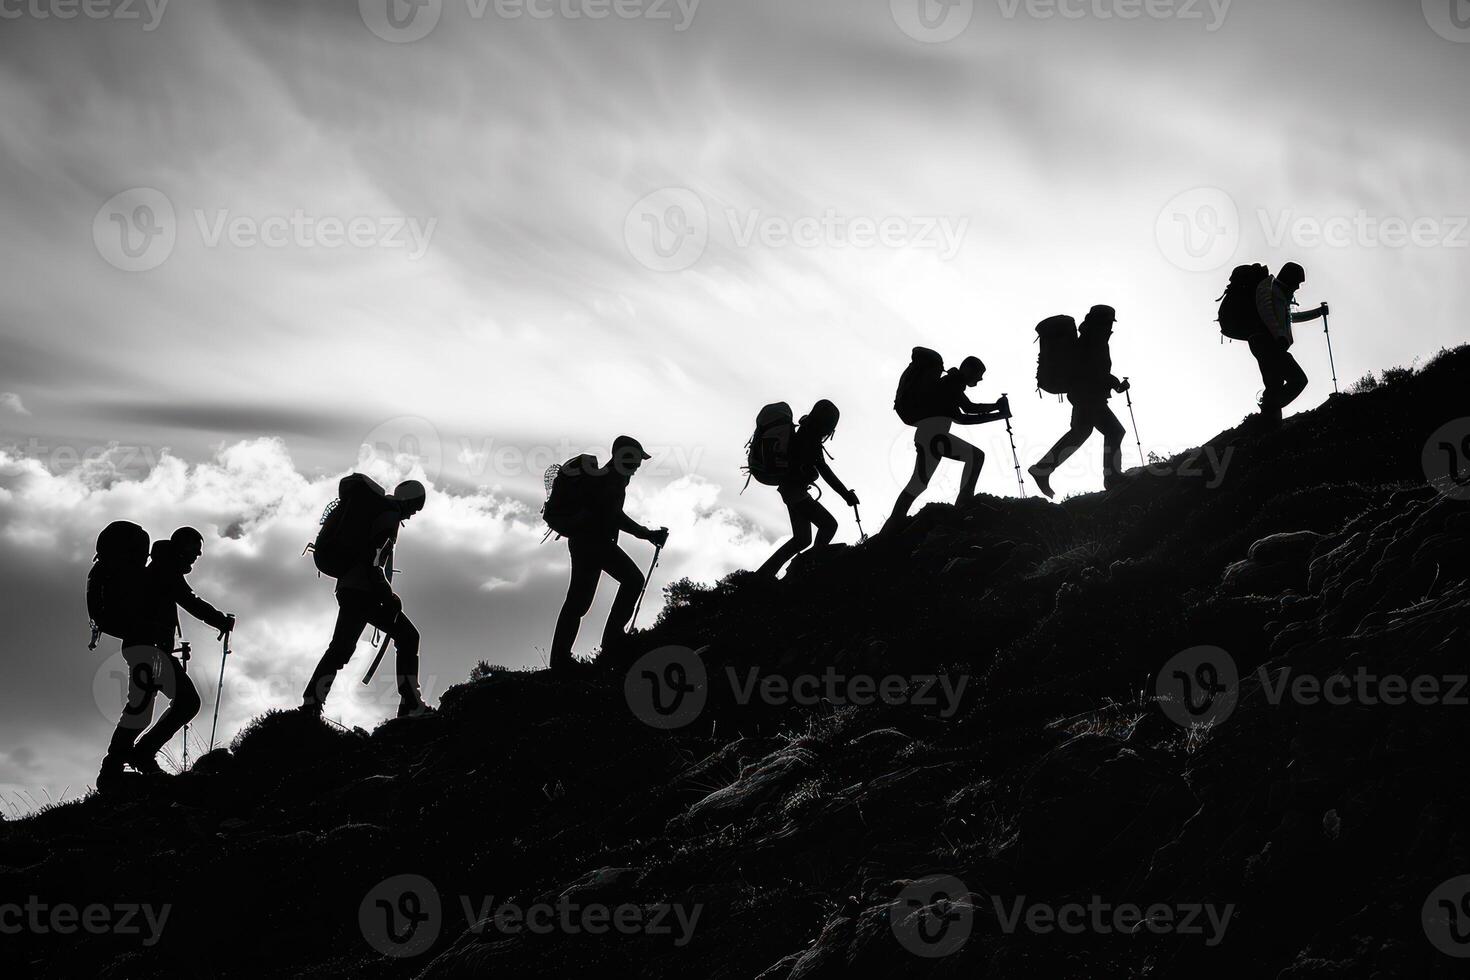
[177,581,231,633]
[1291,304,1325,323]
[618,512,652,539]
[815,459,856,502]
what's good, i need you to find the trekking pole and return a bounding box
[362,616,397,685]
[1321,303,1339,394]
[1123,378,1144,468]
[1000,394,1025,497]
[208,628,231,753]
[177,641,192,771]
[851,504,868,544]
[631,542,664,630]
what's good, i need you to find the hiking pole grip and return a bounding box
[362,613,397,685]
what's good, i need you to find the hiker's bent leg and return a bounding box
[134,655,200,758]
[363,604,421,707]
[808,499,839,548]
[1278,349,1308,409]
[599,544,645,653]
[550,538,601,669]
[885,425,944,530]
[943,434,985,503]
[303,597,369,709]
[1034,407,1092,476]
[1097,407,1126,483]
[758,487,814,577]
[105,644,162,762]
[1249,334,1284,424]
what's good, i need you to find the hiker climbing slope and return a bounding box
[1028,305,1130,498]
[303,477,432,718]
[1251,261,1326,428]
[882,351,1010,533]
[99,527,235,786]
[749,399,859,578]
[544,436,669,672]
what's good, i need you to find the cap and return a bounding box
[1087,304,1117,322]
[611,435,652,460]
[1279,261,1306,285]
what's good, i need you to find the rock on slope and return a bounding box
[3,347,1469,980]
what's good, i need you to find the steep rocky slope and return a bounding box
[3,347,1469,979]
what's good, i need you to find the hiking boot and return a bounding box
[1104,474,1124,492]
[126,749,164,776]
[397,701,436,719]
[298,701,324,719]
[1028,465,1055,499]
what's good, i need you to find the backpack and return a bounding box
[542,454,600,537]
[745,402,795,486]
[893,347,945,425]
[86,520,150,649]
[1217,264,1270,341]
[1035,315,1079,395]
[311,474,391,578]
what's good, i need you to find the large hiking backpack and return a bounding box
[745,402,795,486]
[1217,264,1270,341]
[311,473,390,578]
[893,347,945,424]
[1035,315,1079,395]
[542,453,600,537]
[86,520,150,648]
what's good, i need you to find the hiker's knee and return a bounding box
[175,674,201,717]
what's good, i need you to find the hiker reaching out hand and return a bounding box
[753,400,857,579]
[883,354,1006,534]
[544,435,668,671]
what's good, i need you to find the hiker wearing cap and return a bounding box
[1029,305,1129,498]
[99,526,235,786]
[302,479,431,718]
[755,400,859,578]
[882,355,1010,534]
[1252,261,1326,428]
[546,436,669,672]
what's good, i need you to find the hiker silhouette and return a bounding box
[1029,305,1129,498]
[302,479,432,718]
[753,400,859,578]
[883,354,1010,533]
[1249,261,1326,428]
[98,527,235,789]
[545,436,669,672]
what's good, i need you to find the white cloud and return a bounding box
[0,393,28,416]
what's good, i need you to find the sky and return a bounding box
[1,0,1467,808]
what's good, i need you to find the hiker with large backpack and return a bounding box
[1028,305,1130,498]
[1247,261,1326,428]
[881,351,1010,534]
[97,526,235,788]
[302,476,432,718]
[750,399,859,578]
[544,436,669,672]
